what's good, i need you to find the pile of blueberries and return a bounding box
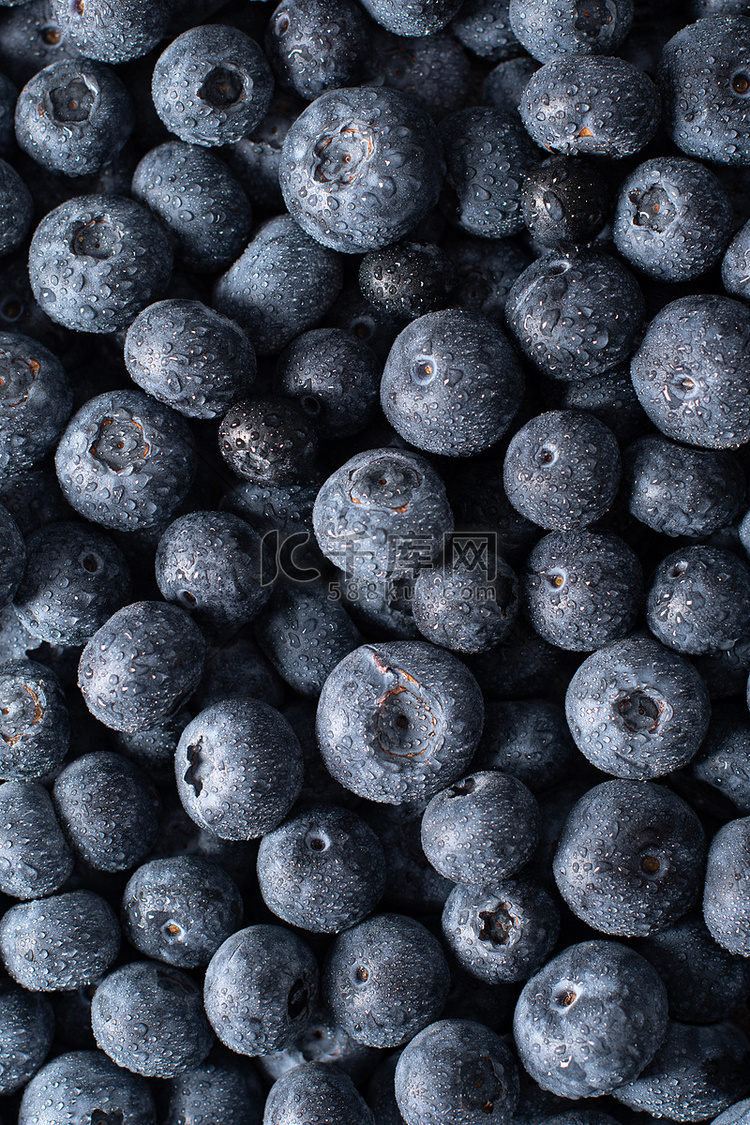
[4,0,750,1122]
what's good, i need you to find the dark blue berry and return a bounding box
[0,980,54,1095]
[647,545,750,655]
[0,331,72,473]
[0,658,69,780]
[509,0,633,61]
[18,1049,156,1125]
[265,0,370,101]
[277,327,380,437]
[0,158,32,257]
[0,780,73,899]
[52,0,170,64]
[473,698,577,792]
[264,1061,376,1125]
[703,814,750,956]
[164,1053,264,1125]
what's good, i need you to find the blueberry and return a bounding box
[688,701,750,813]
[465,613,571,701]
[132,143,253,273]
[164,1053,264,1125]
[554,779,706,935]
[257,804,386,933]
[715,1098,750,1125]
[613,1020,750,1120]
[0,658,69,780]
[505,252,644,380]
[482,55,540,117]
[509,0,633,61]
[722,216,750,301]
[520,54,661,158]
[213,214,343,356]
[15,58,134,176]
[703,814,750,956]
[366,800,454,915]
[316,640,484,803]
[353,0,462,37]
[52,0,170,64]
[503,410,621,532]
[203,924,319,1055]
[521,156,611,251]
[395,1018,519,1125]
[28,194,173,333]
[276,327,379,438]
[151,25,273,147]
[0,331,72,473]
[634,911,750,1024]
[445,231,531,320]
[279,86,445,253]
[658,15,750,165]
[78,601,206,734]
[0,158,32,257]
[359,242,456,322]
[115,708,192,786]
[53,751,161,872]
[451,0,522,62]
[0,890,120,991]
[92,960,214,1078]
[0,69,16,158]
[367,28,473,122]
[523,530,643,653]
[411,547,519,654]
[257,1010,379,1086]
[13,521,132,646]
[0,780,74,899]
[646,545,750,655]
[191,633,284,712]
[226,90,305,213]
[439,106,539,239]
[614,156,733,281]
[447,458,540,570]
[473,698,577,792]
[631,295,750,448]
[512,939,668,1098]
[0,503,24,611]
[0,980,53,1095]
[323,912,451,1048]
[0,0,79,88]
[175,699,303,840]
[264,1061,376,1125]
[265,0,370,101]
[381,308,525,457]
[442,878,560,983]
[18,1049,156,1125]
[421,771,540,886]
[549,363,650,447]
[623,435,745,537]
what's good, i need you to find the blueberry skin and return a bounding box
[512,939,669,1099]
[634,912,750,1024]
[164,1054,264,1125]
[220,396,319,486]
[439,106,539,239]
[442,879,560,984]
[360,240,455,320]
[175,699,303,840]
[614,157,733,282]
[647,546,750,656]
[132,143,253,273]
[14,521,132,646]
[213,214,343,357]
[554,779,706,936]
[53,751,161,872]
[473,698,577,792]
[0,980,53,1095]
[723,216,750,301]
[227,90,304,213]
[451,0,521,62]
[0,331,72,473]
[0,0,79,88]
[522,531,644,653]
[203,924,319,1056]
[395,1018,518,1125]
[316,640,484,804]
[703,815,750,956]
[508,0,633,62]
[151,25,273,147]
[688,701,750,814]
[280,86,446,254]
[0,503,24,611]
[52,0,170,64]
[421,771,540,886]
[0,890,120,991]
[482,55,540,117]
[313,448,453,583]
[0,158,32,256]
[122,855,243,969]
[92,960,214,1078]
[366,801,454,914]
[265,0,370,101]
[503,410,621,532]
[18,1049,157,1125]
[505,252,644,381]
[565,634,710,779]
[0,658,69,780]
[116,708,192,785]
[520,55,661,158]
[156,510,271,636]
[631,296,750,449]
[658,16,750,165]
[78,601,206,734]
[257,804,386,933]
[613,1020,750,1120]
[15,58,134,176]
[623,435,744,537]
[551,364,651,447]
[192,634,284,713]
[323,912,451,1048]
[0,780,73,899]
[353,0,461,36]
[445,232,531,322]
[715,1099,750,1125]
[277,327,380,438]
[264,1062,375,1125]
[412,550,519,654]
[256,1009,379,1086]
[28,194,173,334]
[367,28,473,123]
[381,309,525,457]
[56,388,196,533]
[521,156,611,251]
